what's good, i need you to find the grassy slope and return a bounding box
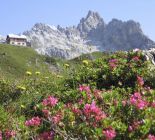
[71,51,104,62]
[0,44,49,79]
[0,44,105,79]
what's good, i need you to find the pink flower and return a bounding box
[148,134,155,140]
[83,101,106,122]
[109,59,118,69]
[109,63,117,69]
[151,102,155,108]
[133,48,140,52]
[4,130,16,139]
[128,125,133,132]
[0,131,2,140]
[134,92,142,99]
[137,76,144,86]
[38,131,54,140]
[136,100,147,110]
[103,128,116,140]
[78,85,92,100]
[132,56,140,61]
[130,92,141,104]
[109,59,118,63]
[42,109,50,117]
[42,96,58,107]
[52,113,62,124]
[130,92,147,110]
[122,100,127,107]
[128,121,142,132]
[93,89,102,100]
[72,108,82,115]
[25,116,41,126]
[78,99,83,105]
[144,86,151,92]
[79,85,91,93]
[95,113,106,121]
[65,103,72,108]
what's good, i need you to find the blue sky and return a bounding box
[0,0,155,40]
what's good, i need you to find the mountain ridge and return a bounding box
[2,11,155,59]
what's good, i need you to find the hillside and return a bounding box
[0,49,155,139]
[0,44,107,79]
[0,44,50,79]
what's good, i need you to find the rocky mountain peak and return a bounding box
[108,19,142,33]
[86,10,102,21]
[108,19,123,26]
[125,20,142,34]
[77,11,105,36]
[23,11,155,59]
[32,23,47,30]
[31,23,57,32]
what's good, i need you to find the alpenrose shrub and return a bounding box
[1,50,155,139]
[1,80,155,139]
[66,50,149,89]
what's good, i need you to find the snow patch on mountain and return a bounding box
[47,25,58,31]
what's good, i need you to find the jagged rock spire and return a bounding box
[77,11,105,36]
